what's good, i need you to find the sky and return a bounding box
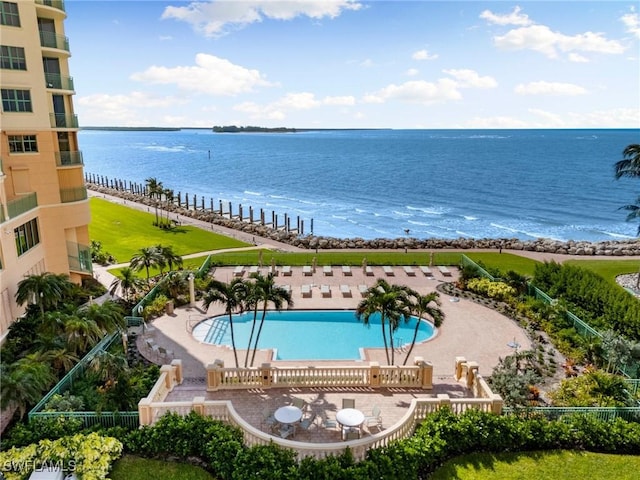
[64,1,640,129]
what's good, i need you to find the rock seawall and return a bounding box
[89,184,640,256]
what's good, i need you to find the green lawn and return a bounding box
[90,197,249,263]
[431,450,640,480]
[565,258,640,283]
[110,455,215,480]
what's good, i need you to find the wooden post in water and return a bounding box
[210,198,214,212]
[185,194,189,209]
[249,207,254,223]
[228,202,232,219]
[219,200,223,214]
[300,220,304,235]
[201,196,205,211]
[271,211,275,227]
[274,214,278,229]
[193,194,196,210]
[238,204,243,221]
[261,209,265,225]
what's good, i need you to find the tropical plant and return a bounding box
[80,300,125,334]
[202,278,249,368]
[88,350,129,384]
[15,273,74,319]
[488,350,542,407]
[614,144,640,236]
[62,315,102,356]
[550,369,633,407]
[145,176,163,226]
[109,267,143,301]
[130,246,163,285]
[403,291,444,365]
[355,279,413,365]
[155,244,183,273]
[248,272,293,367]
[163,271,188,300]
[0,354,56,418]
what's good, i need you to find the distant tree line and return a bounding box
[212,125,298,133]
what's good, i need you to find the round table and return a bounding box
[336,408,364,427]
[274,405,302,424]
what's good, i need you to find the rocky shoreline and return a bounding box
[88,184,640,256]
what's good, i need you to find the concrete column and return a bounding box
[192,396,206,416]
[369,361,381,387]
[436,394,451,410]
[466,361,479,389]
[138,398,152,426]
[171,359,183,385]
[161,365,174,389]
[260,363,273,388]
[206,360,224,391]
[454,356,466,381]
[491,394,504,415]
[415,357,433,389]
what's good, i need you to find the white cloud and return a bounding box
[479,6,532,27]
[493,24,625,59]
[406,68,419,77]
[232,91,353,120]
[323,95,356,106]
[568,53,589,63]
[621,9,640,39]
[130,54,276,95]
[466,116,529,129]
[515,81,588,96]
[162,0,362,37]
[363,79,462,105]
[412,49,438,61]
[443,69,497,88]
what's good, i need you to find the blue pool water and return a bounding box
[192,309,436,361]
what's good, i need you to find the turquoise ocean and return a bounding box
[80,128,639,242]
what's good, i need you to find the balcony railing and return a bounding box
[0,205,6,223]
[7,192,38,218]
[60,186,87,203]
[55,151,83,166]
[45,73,74,91]
[35,0,65,12]
[67,241,92,274]
[50,113,79,128]
[39,31,70,52]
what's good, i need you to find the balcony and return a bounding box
[55,151,83,166]
[0,205,5,223]
[39,31,70,52]
[7,192,38,218]
[60,186,87,203]
[67,241,92,274]
[35,0,65,12]
[45,73,74,91]
[50,113,79,128]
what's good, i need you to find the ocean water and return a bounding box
[79,128,640,242]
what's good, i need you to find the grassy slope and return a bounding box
[431,450,640,480]
[110,455,215,480]
[90,197,249,263]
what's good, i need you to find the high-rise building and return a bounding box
[0,0,91,341]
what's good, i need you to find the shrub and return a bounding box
[466,278,517,302]
[1,416,84,450]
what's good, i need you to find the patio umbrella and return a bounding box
[271,257,276,274]
[362,257,367,273]
[312,256,317,273]
[258,250,263,267]
[429,252,434,267]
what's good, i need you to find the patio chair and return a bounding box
[342,398,355,409]
[158,346,174,361]
[319,411,338,430]
[144,338,155,351]
[299,413,317,432]
[343,427,360,441]
[261,408,278,432]
[279,423,294,439]
[291,397,306,410]
[364,405,383,430]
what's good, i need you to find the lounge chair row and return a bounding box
[232,265,450,278]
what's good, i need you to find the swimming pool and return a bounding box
[192,309,436,361]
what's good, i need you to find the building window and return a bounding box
[0,2,20,27]
[1,89,32,112]
[8,135,38,153]
[15,218,40,256]
[0,45,26,70]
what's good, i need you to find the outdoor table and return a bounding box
[336,408,365,427]
[274,405,303,425]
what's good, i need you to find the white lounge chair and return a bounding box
[342,265,352,276]
[383,266,394,276]
[358,284,368,296]
[269,265,278,275]
[403,266,416,276]
[282,265,292,276]
[302,265,313,276]
[249,265,259,274]
[438,266,452,276]
[233,265,245,277]
[419,266,433,276]
[365,266,374,276]
[320,284,331,297]
[340,284,352,297]
[323,265,333,276]
[301,284,312,297]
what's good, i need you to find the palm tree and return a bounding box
[163,188,174,226]
[15,272,74,319]
[403,291,444,365]
[88,350,129,384]
[0,354,56,418]
[249,273,293,367]
[109,267,142,301]
[202,278,249,368]
[80,300,125,334]
[355,279,413,365]
[130,246,163,285]
[62,316,102,356]
[156,244,183,273]
[164,271,187,300]
[243,279,260,367]
[145,177,163,226]
[614,144,640,179]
